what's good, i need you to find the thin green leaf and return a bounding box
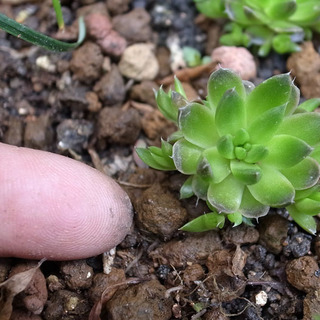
[0,13,85,52]
[180,212,225,232]
[174,76,187,99]
[156,87,177,122]
[52,0,65,30]
[180,176,194,199]
[287,205,317,235]
[298,98,320,112]
[248,166,295,207]
[135,148,175,171]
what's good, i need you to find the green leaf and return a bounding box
[156,87,178,122]
[180,176,194,199]
[248,166,295,207]
[246,73,295,123]
[174,76,187,99]
[0,13,85,52]
[294,198,320,215]
[215,88,246,136]
[245,144,269,163]
[172,139,203,174]
[136,148,175,171]
[182,46,202,67]
[207,68,245,110]
[276,112,320,146]
[298,98,320,112]
[287,205,317,235]
[52,0,65,30]
[180,212,225,232]
[281,156,320,190]
[264,134,313,169]
[225,0,261,25]
[233,128,250,146]
[265,0,297,20]
[203,147,231,183]
[311,145,320,163]
[230,160,262,185]
[160,138,173,156]
[179,102,218,148]
[272,34,301,54]
[227,212,243,226]
[270,20,303,33]
[192,175,210,200]
[239,187,270,218]
[194,0,227,18]
[248,105,286,144]
[217,134,235,159]
[207,175,245,213]
[289,1,320,24]
[295,184,320,201]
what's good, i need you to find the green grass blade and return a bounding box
[52,0,65,30]
[0,13,86,52]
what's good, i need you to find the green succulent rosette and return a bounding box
[136,68,320,233]
[194,0,320,56]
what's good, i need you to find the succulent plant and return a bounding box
[136,68,320,234]
[193,0,320,56]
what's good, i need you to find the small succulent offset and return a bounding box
[136,68,320,234]
[193,0,320,56]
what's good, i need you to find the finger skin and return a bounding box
[0,143,133,260]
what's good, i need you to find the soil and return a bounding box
[0,1,320,320]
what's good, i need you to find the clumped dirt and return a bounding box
[0,1,320,320]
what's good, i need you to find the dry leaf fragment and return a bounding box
[0,258,45,320]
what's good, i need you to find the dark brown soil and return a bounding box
[0,1,320,320]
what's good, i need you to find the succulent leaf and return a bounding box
[203,147,231,183]
[174,76,187,99]
[172,139,203,174]
[248,104,286,144]
[272,34,302,54]
[180,212,225,232]
[136,148,175,171]
[246,73,295,123]
[156,87,178,122]
[298,98,320,112]
[248,165,295,207]
[265,0,297,20]
[230,160,262,185]
[217,134,235,159]
[281,156,320,190]
[179,103,218,148]
[207,68,246,109]
[239,187,270,218]
[180,176,194,199]
[207,175,244,213]
[294,197,320,215]
[287,205,317,235]
[264,134,313,168]
[227,212,243,226]
[215,88,246,136]
[276,112,320,146]
[192,175,211,200]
